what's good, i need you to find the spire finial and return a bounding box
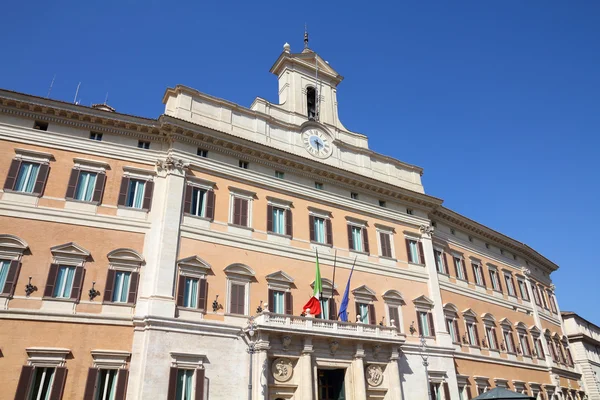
[304,24,309,48]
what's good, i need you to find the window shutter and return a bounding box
[127,272,140,304]
[347,225,354,250]
[326,219,333,245]
[103,270,116,303]
[388,306,400,332]
[443,382,451,400]
[471,264,477,284]
[480,267,487,287]
[418,242,425,264]
[266,204,273,232]
[362,228,370,254]
[328,298,337,321]
[117,177,130,207]
[511,277,518,298]
[43,263,60,297]
[405,239,413,263]
[233,198,241,225]
[176,275,186,307]
[2,260,21,296]
[368,304,376,325]
[417,311,424,335]
[83,368,98,400]
[497,272,503,293]
[474,325,481,346]
[49,367,67,400]
[32,163,50,196]
[142,180,154,211]
[14,365,35,400]
[285,291,293,315]
[65,169,80,199]
[238,284,246,315]
[92,172,106,204]
[309,215,315,241]
[430,383,437,400]
[205,190,215,220]
[493,329,499,350]
[525,337,532,356]
[183,185,193,214]
[467,387,473,400]
[355,303,361,322]
[198,278,208,311]
[453,258,459,277]
[167,367,178,400]
[463,259,469,283]
[379,233,388,258]
[230,284,238,314]
[115,369,129,400]
[428,313,436,337]
[285,208,293,237]
[443,253,449,274]
[241,199,249,227]
[70,266,85,300]
[268,289,274,311]
[195,368,205,400]
[454,320,461,341]
[3,159,21,190]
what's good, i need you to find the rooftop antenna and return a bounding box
[104,92,109,105]
[304,24,309,49]
[73,82,81,104]
[46,74,56,98]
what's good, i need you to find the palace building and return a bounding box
[0,37,588,400]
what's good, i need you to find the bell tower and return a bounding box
[269,33,344,128]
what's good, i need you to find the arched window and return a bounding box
[306,86,316,120]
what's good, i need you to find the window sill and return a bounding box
[349,249,369,255]
[184,213,213,222]
[2,189,39,197]
[176,306,206,314]
[117,207,148,219]
[378,256,396,262]
[227,223,254,231]
[64,199,98,213]
[266,231,291,239]
[102,301,135,307]
[310,241,332,247]
[1,190,40,205]
[42,296,75,302]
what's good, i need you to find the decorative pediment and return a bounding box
[50,242,90,265]
[224,263,255,277]
[544,329,552,337]
[107,248,144,268]
[462,308,478,320]
[266,270,295,284]
[0,234,28,258]
[529,326,541,337]
[481,313,496,324]
[443,303,458,315]
[515,322,528,332]
[352,285,377,298]
[382,290,405,305]
[177,256,212,273]
[311,278,336,291]
[412,295,434,309]
[499,318,514,328]
[552,332,561,340]
[270,49,342,83]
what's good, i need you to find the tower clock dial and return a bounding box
[301,128,333,159]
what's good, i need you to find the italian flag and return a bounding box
[303,250,322,316]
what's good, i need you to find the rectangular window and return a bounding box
[230,283,246,315]
[350,226,363,252]
[74,171,97,202]
[90,132,103,141]
[126,179,146,209]
[97,369,118,400]
[272,207,285,235]
[137,140,150,149]
[379,232,393,258]
[549,293,557,313]
[176,369,195,400]
[539,287,548,308]
[518,280,529,300]
[535,339,545,358]
[486,327,497,349]
[275,171,284,179]
[490,270,501,291]
[454,258,466,280]
[14,162,40,193]
[358,303,370,324]
[504,274,516,296]
[350,192,358,200]
[272,290,285,314]
[504,331,515,353]
[407,240,420,264]
[197,148,208,157]
[446,318,457,343]
[532,285,541,306]
[434,250,445,274]
[182,277,199,308]
[473,264,485,286]
[378,200,386,207]
[313,217,326,244]
[239,160,249,169]
[467,322,478,346]
[112,271,131,303]
[190,187,207,217]
[315,182,323,190]
[231,197,250,227]
[321,298,330,320]
[520,334,531,356]
[418,311,431,337]
[406,208,413,215]
[53,266,76,298]
[0,260,10,292]
[30,367,56,399]
[34,121,49,131]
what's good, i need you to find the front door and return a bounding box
[317,369,346,400]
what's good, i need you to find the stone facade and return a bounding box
[562,312,600,399]
[0,41,587,400]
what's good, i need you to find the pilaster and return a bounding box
[387,347,404,400]
[353,344,367,400]
[523,268,554,367]
[301,337,314,400]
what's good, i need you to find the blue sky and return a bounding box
[3,1,599,322]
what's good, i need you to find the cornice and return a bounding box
[453,351,549,372]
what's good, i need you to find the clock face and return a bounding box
[301,129,333,159]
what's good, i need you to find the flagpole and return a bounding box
[330,250,337,320]
[317,249,324,318]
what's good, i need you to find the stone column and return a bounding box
[523,268,554,366]
[387,346,404,400]
[419,225,453,348]
[254,347,269,400]
[353,344,367,400]
[301,337,314,400]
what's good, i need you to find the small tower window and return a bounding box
[307,87,316,120]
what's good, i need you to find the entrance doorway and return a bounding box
[317,369,346,400]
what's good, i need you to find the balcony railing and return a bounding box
[254,312,405,342]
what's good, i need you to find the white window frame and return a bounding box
[517,278,529,301]
[452,254,467,281]
[413,295,435,338]
[487,264,501,292]
[462,309,479,347]
[433,248,447,274]
[347,218,367,254]
[267,197,292,237]
[121,166,156,210]
[404,232,422,265]
[185,177,216,220]
[383,289,405,332]
[228,187,256,228]
[443,304,460,344]
[224,264,255,316]
[503,270,516,297]
[169,352,206,400]
[265,270,294,314]
[308,207,332,245]
[375,224,395,260]
[472,262,484,286]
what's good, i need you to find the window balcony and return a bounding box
[253,312,405,344]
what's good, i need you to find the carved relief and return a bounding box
[419,225,435,237]
[365,364,384,387]
[281,335,292,351]
[329,340,339,355]
[156,156,188,173]
[272,358,293,382]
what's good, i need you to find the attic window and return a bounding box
[137,140,150,149]
[90,132,103,141]
[379,200,386,208]
[33,121,48,131]
[306,87,316,120]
